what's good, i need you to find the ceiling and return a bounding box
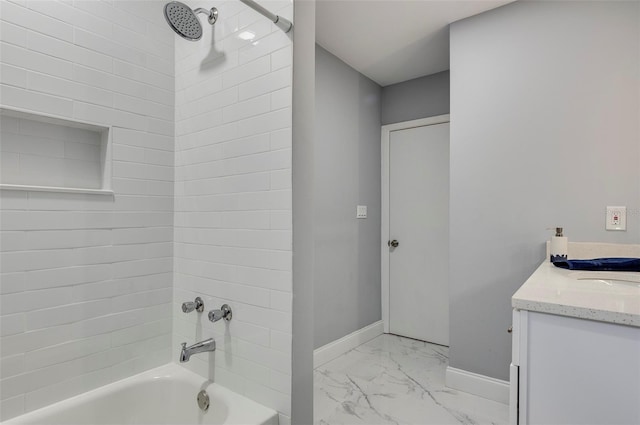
[316,0,514,87]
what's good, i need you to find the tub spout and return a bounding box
[180,338,215,362]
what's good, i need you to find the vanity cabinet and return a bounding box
[510,309,640,425]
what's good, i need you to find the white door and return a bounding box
[387,122,449,346]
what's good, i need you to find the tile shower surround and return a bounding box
[172,0,293,421]
[0,0,292,422]
[0,0,175,419]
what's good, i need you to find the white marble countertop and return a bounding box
[512,247,640,327]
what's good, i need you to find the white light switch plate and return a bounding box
[606,206,626,231]
[356,205,367,219]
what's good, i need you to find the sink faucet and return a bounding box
[180,338,216,362]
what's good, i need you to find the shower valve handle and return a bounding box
[208,304,232,323]
[182,297,204,313]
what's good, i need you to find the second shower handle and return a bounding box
[208,304,232,323]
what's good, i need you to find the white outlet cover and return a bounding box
[606,206,626,231]
[356,205,367,219]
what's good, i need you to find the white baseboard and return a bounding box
[314,321,384,368]
[445,366,510,404]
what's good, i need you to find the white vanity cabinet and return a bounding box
[509,308,640,425]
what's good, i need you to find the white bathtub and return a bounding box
[5,364,278,425]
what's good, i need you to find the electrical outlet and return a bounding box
[356,205,367,219]
[606,206,626,231]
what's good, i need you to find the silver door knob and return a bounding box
[388,240,399,248]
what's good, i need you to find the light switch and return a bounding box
[356,205,367,219]
[606,206,626,231]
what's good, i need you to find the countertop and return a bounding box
[512,258,640,327]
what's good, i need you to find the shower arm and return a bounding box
[238,0,292,33]
[194,7,218,24]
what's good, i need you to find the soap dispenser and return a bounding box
[550,227,568,262]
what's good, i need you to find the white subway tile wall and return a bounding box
[172,0,292,421]
[0,0,175,420]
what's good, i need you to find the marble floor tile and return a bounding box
[314,334,508,425]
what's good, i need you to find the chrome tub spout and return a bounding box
[180,338,215,362]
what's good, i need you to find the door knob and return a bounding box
[388,239,399,248]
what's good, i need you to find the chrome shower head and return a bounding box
[164,1,218,41]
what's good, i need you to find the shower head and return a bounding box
[164,1,218,41]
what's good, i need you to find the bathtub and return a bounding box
[5,364,279,425]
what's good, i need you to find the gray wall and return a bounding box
[292,0,315,422]
[449,1,640,381]
[381,71,450,125]
[314,45,382,349]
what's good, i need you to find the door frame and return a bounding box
[381,114,450,333]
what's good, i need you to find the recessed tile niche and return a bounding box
[0,108,112,194]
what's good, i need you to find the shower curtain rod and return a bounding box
[239,0,293,33]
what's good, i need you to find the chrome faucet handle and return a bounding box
[182,297,204,313]
[208,304,232,323]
